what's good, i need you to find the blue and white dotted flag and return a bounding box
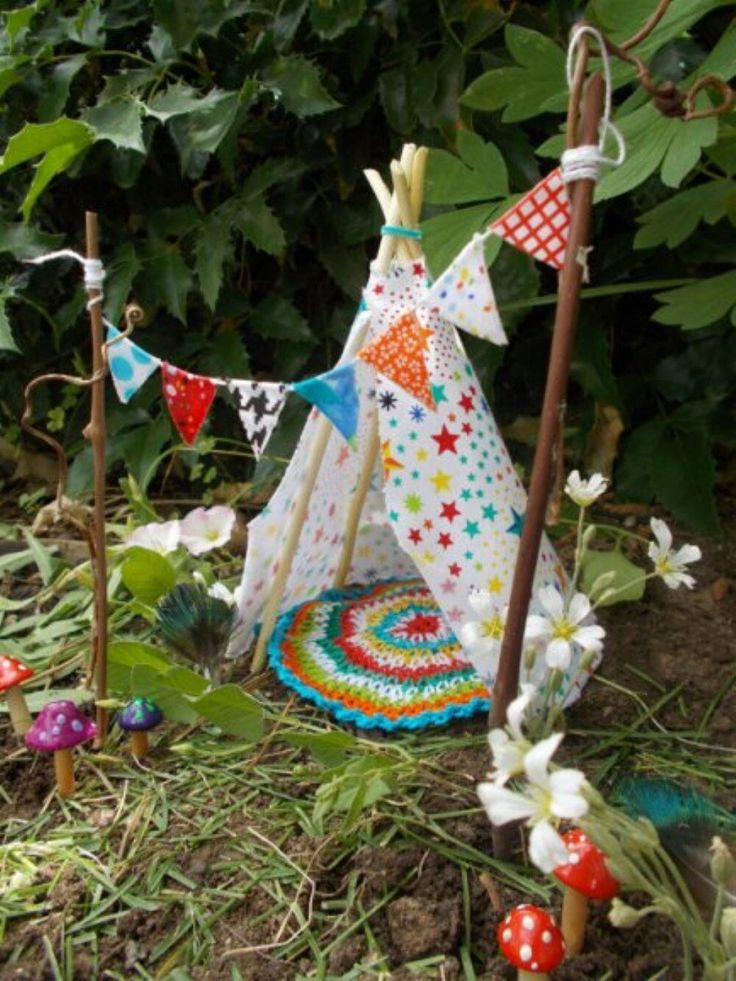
[106,324,161,403]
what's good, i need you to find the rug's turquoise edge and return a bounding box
[266,578,491,732]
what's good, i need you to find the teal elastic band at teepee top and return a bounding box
[380,225,423,240]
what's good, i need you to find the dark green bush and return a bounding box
[0,0,734,533]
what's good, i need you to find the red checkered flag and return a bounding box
[490,168,571,270]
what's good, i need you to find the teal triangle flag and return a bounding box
[106,325,160,403]
[293,363,359,443]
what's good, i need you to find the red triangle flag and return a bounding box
[161,362,217,445]
[490,168,570,270]
[358,311,435,409]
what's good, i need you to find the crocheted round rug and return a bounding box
[268,578,489,731]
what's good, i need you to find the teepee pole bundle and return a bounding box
[251,144,420,671]
[333,147,427,589]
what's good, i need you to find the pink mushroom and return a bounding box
[25,700,96,798]
[497,904,565,980]
[553,828,620,954]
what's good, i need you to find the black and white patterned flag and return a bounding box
[227,380,288,459]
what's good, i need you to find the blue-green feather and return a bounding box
[157,583,235,682]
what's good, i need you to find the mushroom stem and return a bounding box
[130,730,149,759]
[54,748,75,798]
[561,886,589,955]
[6,685,32,736]
[519,972,548,981]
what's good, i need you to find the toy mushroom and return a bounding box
[117,697,163,759]
[0,655,35,736]
[552,827,620,954]
[497,904,565,979]
[25,700,96,798]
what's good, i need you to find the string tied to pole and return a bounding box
[380,224,422,240]
[561,23,626,185]
[27,249,105,307]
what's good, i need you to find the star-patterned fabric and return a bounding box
[292,363,360,443]
[228,379,288,459]
[490,168,570,270]
[106,325,160,403]
[161,362,218,445]
[423,236,507,345]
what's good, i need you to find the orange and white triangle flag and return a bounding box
[358,311,435,409]
[490,168,570,270]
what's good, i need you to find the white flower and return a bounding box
[179,506,236,556]
[564,470,608,507]
[207,582,244,607]
[460,590,506,684]
[487,684,536,785]
[525,587,605,671]
[648,518,701,590]
[478,734,589,873]
[124,519,180,554]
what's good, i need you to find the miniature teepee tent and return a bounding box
[229,146,589,729]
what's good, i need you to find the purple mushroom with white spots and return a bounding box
[117,697,163,759]
[25,700,96,798]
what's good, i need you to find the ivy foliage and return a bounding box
[0,0,734,534]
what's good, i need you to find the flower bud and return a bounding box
[522,644,537,672]
[720,907,736,957]
[710,836,736,888]
[590,570,617,597]
[608,898,644,929]
[579,649,598,671]
[581,524,597,549]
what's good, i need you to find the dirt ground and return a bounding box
[1,492,734,979]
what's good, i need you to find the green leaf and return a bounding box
[21,529,56,586]
[0,291,19,353]
[163,665,209,696]
[21,141,84,220]
[0,222,64,260]
[421,202,497,280]
[594,105,673,201]
[146,248,193,322]
[425,132,507,205]
[660,115,718,188]
[650,426,719,536]
[263,56,340,117]
[167,93,240,175]
[0,688,93,715]
[38,55,87,122]
[283,730,357,766]
[195,213,233,311]
[4,1,45,48]
[82,99,146,153]
[249,295,314,343]
[104,241,143,323]
[0,54,28,100]
[580,549,646,606]
[145,83,235,122]
[635,181,736,250]
[193,684,264,740]
[130,663,199,723]
[235,199,286,256]
[108,640,172,692]
[121,547,177,604]
[0,119,94,174]
[652,271,736,330]
[460,25,566,122]
[310,0,366,38]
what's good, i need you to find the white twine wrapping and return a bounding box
[27,249,105,308]
[561,23,626,184]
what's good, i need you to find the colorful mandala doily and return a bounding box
[268,578,489,731]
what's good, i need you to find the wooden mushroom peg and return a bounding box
[0,655,35,736]
[497,904,565,980]
[552,828,620,954]
[25,700,96,798]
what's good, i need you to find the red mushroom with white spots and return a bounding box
[0,655,35,737]
[497,904,565,979]
[25,700,96,798]
[552,827,620,954]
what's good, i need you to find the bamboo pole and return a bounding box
[85,212,109,747]
[489,73,605,856]
[333,148,426,588]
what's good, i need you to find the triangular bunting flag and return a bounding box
[227,380,288,459]
[106,325,160,403]
[358,311,435,409]
[490,168,570,270]
[161,362,218,445]
[292,363,359,443]
[424,236,507,345]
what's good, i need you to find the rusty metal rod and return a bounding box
[489,72,605,856]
